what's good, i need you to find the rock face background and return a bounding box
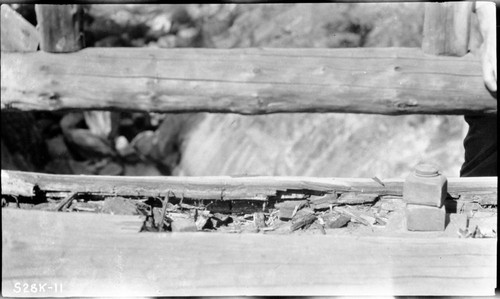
[170,3,467,178]
[4,3,471,178]
[175,113,465,178]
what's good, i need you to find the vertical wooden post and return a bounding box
[422,2,473,56]
[35,4,119,150]
[1,4,45,171]
[34,4,84,52]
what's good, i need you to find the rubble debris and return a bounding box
[265,210,279,226]
[136,201,152,216]
[335,206,372,227]
[180,202,205,210]
[313,221,327,234]
[276,200,307,220]
[292,207,314,220]
[5,180,493,237]
[373,214,387,226]
[459,225,497,238]
[69,201,102,213]
[195,210,211,230]
[358,214,376,226]
[231,200,267,214]
[337,193,379,205]
[158,196,170,232]
[253,212,266,230]
[321,213,351,229]
[280,193,309,200]
[309,194,337,210]
[474,227,496,238]
[140,214,159,232]
[269,219,292,234]
[72,206,97,212]
[53,192,77,211]
[290,213,316,232]
[102,196,140,215]
[208,213,233,228]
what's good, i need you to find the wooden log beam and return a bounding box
[1,170,497,204]
[1,47,496,115]
[34,4,84,52]
[2,208,496,296]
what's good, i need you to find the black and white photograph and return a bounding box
[1,1,497,297]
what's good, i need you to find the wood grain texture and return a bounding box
[2,208,496,296]
[1,47,496,115]
[34,4,84,52]
[2,0,500,3]
[1,170,497,204]
[422,2,473,56]
[0,0,463,3]
[0,4,40,52]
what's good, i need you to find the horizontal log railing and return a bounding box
[2,170,497,205]
[1,47,496,115]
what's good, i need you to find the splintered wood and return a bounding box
[1,170,497,236]
[1,170,497,204]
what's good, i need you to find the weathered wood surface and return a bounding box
[34,4,116,152]
[422,2,473,56]
[1,47,496,115]
[0,4,39,52]
[1,5,44,173]
[1,0,499,4]
[1,170,497,204]
[2,208,496,296]
[34,4,84,52]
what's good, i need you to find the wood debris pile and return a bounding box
[2,186,497,237]
[128,192,393,234]
[1,191,399,235]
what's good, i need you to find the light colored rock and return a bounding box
[176,114,465,178]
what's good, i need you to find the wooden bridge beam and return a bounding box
[2,170,497,204]
[2,208,496,296]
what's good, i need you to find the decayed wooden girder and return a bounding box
[1,170,497,205]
